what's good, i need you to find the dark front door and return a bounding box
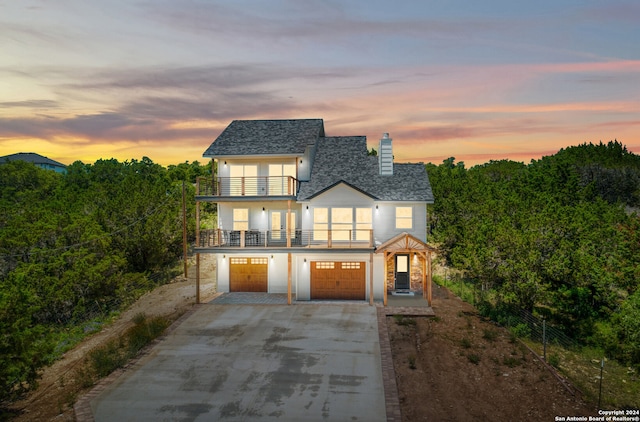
[395,254,410,290]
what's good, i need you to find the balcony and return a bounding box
[196,176,298,197]
[196,229,374,249]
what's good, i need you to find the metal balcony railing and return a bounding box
[196,229,374,249]
[196,176,298,197]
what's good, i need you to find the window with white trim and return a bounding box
[355,208,372,241]
[233,208,249,231]
[313,208,328,240]
[331,208,352,241]
[396,206,412,229]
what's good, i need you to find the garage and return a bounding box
[229,257,268,292]
[310,261,366,300]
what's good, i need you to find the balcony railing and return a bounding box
[197,229,374,249]
[196,176,298,197]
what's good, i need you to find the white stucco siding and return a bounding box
[218,202,301,232]
[372,202,427,245]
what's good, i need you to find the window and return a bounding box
[268,164,296,195]
[355,208,372,241]
[396,206,412,229]
[341,262,361,269]
[229,165,258,196]
[331,208,352,241]
[233,208,249,231]
[315,262,335,269]
[313,208,328,240]
[271,211,296,240]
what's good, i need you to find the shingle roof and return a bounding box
[297,137,434,202]
[203,119,324,157]
[0,152,66,168]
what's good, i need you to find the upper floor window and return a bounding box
[268,164,296,195]
[355,208,372,241]
[313,207,328,240]
[331,208,352,241]
[396,206,412,229]
[233,208,249,231]
[230,165,257,196]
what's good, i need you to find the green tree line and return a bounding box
[427,141,640,367]
[0,157,209,406]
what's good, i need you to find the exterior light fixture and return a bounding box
[306,205,309,210]
[271,255,274,259]
[262,207,265,211]
[304,258,307,263]
[376,205,379,210]
[224,161,227,165]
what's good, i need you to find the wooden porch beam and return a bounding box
[369,252,374,306]
[383,251,388,306]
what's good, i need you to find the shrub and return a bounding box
[467,353,481,365]
[509,323,531,340]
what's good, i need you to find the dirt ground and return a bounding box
[389,284,595,421]
[10,262,595,421]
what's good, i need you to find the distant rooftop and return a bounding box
[1,152,67,173]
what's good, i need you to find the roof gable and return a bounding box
[203,119,324,157]
[297,137,434,202]
[307,180,378,201]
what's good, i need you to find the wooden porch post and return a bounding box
[422,252,427,300]
[427,251,433,306]
[369,252,374,306]
[383,251,388,306]
[196,253,200,304]
[287,253,292,305]
[195,199,200,246]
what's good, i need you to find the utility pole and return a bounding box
[182,181,188,278]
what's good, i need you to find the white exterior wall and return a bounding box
[372,202,427,245]
[218,201,302,232]
[299,183,427,245]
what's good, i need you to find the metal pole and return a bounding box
[598,358,604,410]
[182,181,188,278]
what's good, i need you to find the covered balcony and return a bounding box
[196,176,298,198]
[196,229,374,249]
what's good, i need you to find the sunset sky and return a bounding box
[1,1,639,167]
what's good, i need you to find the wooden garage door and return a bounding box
[229,257,268,292]
[311,261,366,300]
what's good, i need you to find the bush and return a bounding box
[509,323,531,340]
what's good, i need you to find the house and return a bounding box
[0,152,67,173]
[194,119,435,305]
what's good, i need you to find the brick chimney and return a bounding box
[378,133,393,175]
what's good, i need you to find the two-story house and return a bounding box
[194,119,435,305]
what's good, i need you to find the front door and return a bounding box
[395,254,410,290]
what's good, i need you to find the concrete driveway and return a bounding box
[87,303,386,421]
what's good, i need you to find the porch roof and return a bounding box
[375,232,436,254]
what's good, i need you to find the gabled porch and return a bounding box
[376,232,436,306]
